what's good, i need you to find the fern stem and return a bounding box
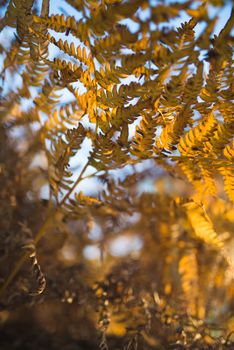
[58,160,90,206]
[81,170,101,181]
[0,161,90,298]
[41,0,50,17]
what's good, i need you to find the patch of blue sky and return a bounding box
[69,137,92,169]
[83,245,101,261]
[84,233,143,261]
[109,234,143,257]
[208,2,233,35]
[40,183,50,200]
[73,175,103,196]
[0,67,21,96]
[34,0,82,20]
[137,177,156,193]
[119,18,140,33]
[88,222,103,241]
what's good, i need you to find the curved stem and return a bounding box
[0,215,53,297]
[0,160,90,298]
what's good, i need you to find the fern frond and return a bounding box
[2,0,34,36]
[88,0,141,36]
[177,158,202,192]
[178,112,217,157]
[89,134,129,171]
[48,124,86,197]
[94,25,137,58]
[204,122,234,156]
[73,89,97,123]
[198,160,217,197]
[44,58,82,84]
[223,141,234,162]
[131,112,157,159]
[33,15,88,43]
[156,106,193,151]
[179,249,200,317]
[33,79,60,113]
[219,165,234,203]
[44,101,83,137]
[20,223,46,297]
[184,201,224,249]
[45,34,94,72]
[182,63,203,104]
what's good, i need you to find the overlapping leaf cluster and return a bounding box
[0,0,233,349]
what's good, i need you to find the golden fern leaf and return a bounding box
[33,15,88,42]
[218,101,234,123]
[200,70,221,104]
[44,101,84,138]
[62,191,103,219]
[156,106,193,151]
[219,165,234,203]
[178,112,217,157]
[88,0,141,36]
[131,112,157,159]
[33,79,60,114]
[198,160,217,197]
[203,122,234,156]
[3,39,22,70]
[72,89,97,123]
[98,86,128,110]
[177,158,202,193]
[184,201,224,249]
[89,134,129,171]
[179,249,201,317]
[44,58,82,84]
[182,63,203,104]
[223,141,234,162]
[162,69,188,108]
[45,34,94,72]
[94,25,137,58]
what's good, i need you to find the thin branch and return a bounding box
[40,0,50,17]
[58,160,90,206]
[81,169,101,181]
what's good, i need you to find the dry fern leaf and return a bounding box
[20,223,46,297]
[48,124,86,196]
[2,0,34,36]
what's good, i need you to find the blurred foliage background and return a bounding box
[0,0,234,349]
